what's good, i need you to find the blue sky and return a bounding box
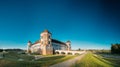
[0,0,120,49]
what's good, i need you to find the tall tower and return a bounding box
[27,41,32,53]
[40,30,53,55]
[66,41,71,51]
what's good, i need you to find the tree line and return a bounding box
[0,49,24,52]
[111,43,120,54]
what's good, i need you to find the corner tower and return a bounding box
[27,41,32,53]
[66,41,71,51]
[40,30,53,55]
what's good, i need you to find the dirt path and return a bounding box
[49,52,87,67]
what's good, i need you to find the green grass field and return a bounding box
[72,52,120,67]
[0,52,77,67]
[1,51,120,67]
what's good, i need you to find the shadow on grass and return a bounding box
[36,55,65,61]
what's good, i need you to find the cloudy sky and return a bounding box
[0,0,120,49]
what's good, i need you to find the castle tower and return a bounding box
[40,30,53,55]
[27,41,32,53]
[66,41,71,51]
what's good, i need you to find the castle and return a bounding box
[27,30,71,55]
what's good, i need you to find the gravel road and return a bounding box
[49,52,86,67]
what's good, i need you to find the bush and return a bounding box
[111,44,120,54]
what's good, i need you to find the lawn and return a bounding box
[98,53,120,67]
[0,52,77,67]
[72,52,116,67]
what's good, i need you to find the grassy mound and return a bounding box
[72,52,114,67]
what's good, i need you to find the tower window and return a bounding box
[48,36,50,38]
[49,41,50,44]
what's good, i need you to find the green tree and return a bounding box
[111,43,120,54]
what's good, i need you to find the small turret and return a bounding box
[27,41,32,53]
[66,40,71,51]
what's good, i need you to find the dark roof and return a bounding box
[66,40,71,43]
[33,39,66,46]
[52,39,66,45]
[28,41,32,43]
